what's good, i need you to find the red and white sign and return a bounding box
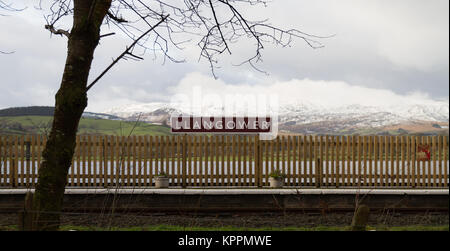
[170,116,272,134]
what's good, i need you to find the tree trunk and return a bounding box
[32,0,111,231]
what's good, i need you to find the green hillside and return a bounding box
[0,116,171,136]
[0,106,54,117]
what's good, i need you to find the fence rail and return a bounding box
[0,134,448,188]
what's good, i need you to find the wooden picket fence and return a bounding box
[0,134,448,188]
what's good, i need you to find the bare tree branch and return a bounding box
[38,0,330,79]
[44,24,70,37]
[107,10,127,23]
[86,14,170,92]
[1,0,25,53]
[100,32,116,38]
[208,0,231,55]
[0,0,26,14]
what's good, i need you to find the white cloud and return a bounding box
[1,0,448,113]
[327,0,449,72]
[169,72,449,110]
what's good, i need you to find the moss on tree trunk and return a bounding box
[32,0,111,231]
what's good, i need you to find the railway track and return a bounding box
[0,206,448,214]
[0,188,447,215]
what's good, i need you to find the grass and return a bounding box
[1,224,448,231]
[0,116,171,136]
[62,225,450,231]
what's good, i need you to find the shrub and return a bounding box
[269,170,285,179]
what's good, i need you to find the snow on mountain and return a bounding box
[102,103,173,118]
[82,111,123,120]
[102,100,449,133]
[278,102,448,125]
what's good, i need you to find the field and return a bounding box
[0,116,171,136]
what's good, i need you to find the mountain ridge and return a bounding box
[102,101,449,135]
[0,104,447,135]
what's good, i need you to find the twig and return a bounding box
[100,32,116,38]
[208,0,231,55]
[44,24,70,37]
[86,14,169,92]
[107,10,128,23]
[105,113,143,230]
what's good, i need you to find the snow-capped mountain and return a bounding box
[82,111,123,120]
[102,101,449,134]
[277,102,449,126]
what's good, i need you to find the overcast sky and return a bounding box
[0,0,448,113]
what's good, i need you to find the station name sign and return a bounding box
[170,116,272,134]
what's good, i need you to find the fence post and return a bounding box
[316,158,322,188]
[11,136,18,188]
[182,134,187,188]
[259,137,263,188]
[255,136,262,188]
[11,153,16,188]
[411,136,416,188]
[25,141,31,162]
[102,136,108,188]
